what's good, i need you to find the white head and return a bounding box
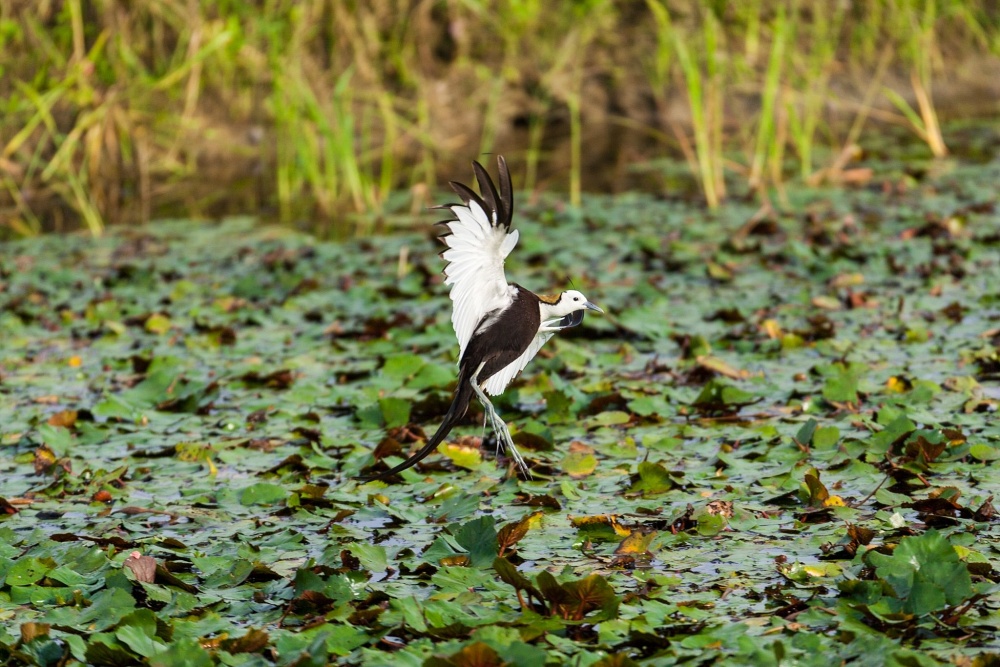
[541,289,604,317]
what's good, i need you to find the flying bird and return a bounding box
[362,156,602,481]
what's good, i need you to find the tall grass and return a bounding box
[0,0,998,235]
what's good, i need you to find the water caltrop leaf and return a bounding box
[584,410,631,428]
[407,362,454,389]
[796,418,818,446]
[627,394,670,418]
[381,353,425,380]
[822,375,857,403]
[116,609,167,658]
[692,379,756,409]
[379,397,411,429]
[562,449,597,478]
[969,443,1000,461]
[454,516,498,567]
[867,530,973,615]
[804,468,829,505]
[77,588,137,631]
[813,425,840,449]
[629,461,674,495]
[6,557,53,586]
[240,482,288,506]
[870,414,917,454]
[348,543,388,573]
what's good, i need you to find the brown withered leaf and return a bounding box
[705,308,746,324]
[549,573,619,621]
[440,555,470,567]
[804,470,830,506]
[33,445,61,475]
[510,429,553,452]
[193,321,237,345]
[47,409,78,428]
[371,436,403,460]
[238,369,295,389]
[705,500,734,517]
[513,493,562,510]
[821,522,875,559]
[904,434,948,465]
[20,623,50,643]
[592,654,642,667]
[974,496,995,521]
[425,641,505,667]
[579,392,628,417]
[848,523,876,546]
[0,497,18,515]
[497,512,539,556]
[123,551,157,583]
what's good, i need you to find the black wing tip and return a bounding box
[495,156,513,229]
[446,156,514,230]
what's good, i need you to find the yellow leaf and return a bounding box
[803,563,842,577]
[830,272,864,288]
[696,355,748,380]
[562,450,597,478]
[439,442,482,469]
[762,319,782,339]
[614,529,657,555]
[811,295,841,310]
[145,313,172,335]
[823,495,846,507]
[570,514,631,537]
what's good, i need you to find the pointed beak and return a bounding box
[584,301,604,314]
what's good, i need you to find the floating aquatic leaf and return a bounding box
[865,530,974,617]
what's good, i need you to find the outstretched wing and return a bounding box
[438,156,519,359]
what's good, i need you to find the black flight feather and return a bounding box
[496,156,513,229]
[472,160,503,226]
[448,181,488,221]
[444,158,513,230]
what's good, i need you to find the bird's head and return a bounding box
[540,289,603,328]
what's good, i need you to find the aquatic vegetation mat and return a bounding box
[2,161,1000,665]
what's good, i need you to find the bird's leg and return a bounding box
[470,362,531,478]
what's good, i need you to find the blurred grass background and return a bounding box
[0,0,998,237]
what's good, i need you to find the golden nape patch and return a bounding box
[538,293,561,305]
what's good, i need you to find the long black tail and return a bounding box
[358,370,475,481]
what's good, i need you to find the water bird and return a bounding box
[361,156,602,481]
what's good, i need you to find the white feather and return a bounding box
[483,330,555,396]
[442,203,517,358]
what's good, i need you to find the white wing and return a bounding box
[483,331,555,396]
[439,158,518,359]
